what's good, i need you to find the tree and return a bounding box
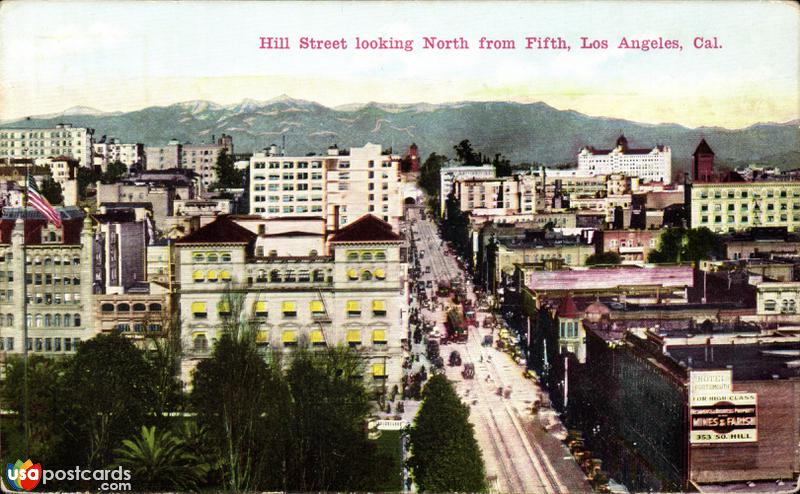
[492,153,513,177]
[112,425,209,491]
[453,139,480,166]
[39,175,63,205]
[76,167,102,199]
[585,252,622,266]
[103,161,128,183]
[408,374,486,492]
[417,152,447,197]
[191,294,292,492]
[59,334,159,469]
[1,355,71,465]
[214,149,244,189]
[648,227,723,263]
[285,346,390,491]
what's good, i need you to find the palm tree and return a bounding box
[113,425,209,491]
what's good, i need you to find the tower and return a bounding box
[693,139,715,182]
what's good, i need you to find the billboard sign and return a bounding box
[689,370,757,443]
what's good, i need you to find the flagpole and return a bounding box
[22,151,29,455]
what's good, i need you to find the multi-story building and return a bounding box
[249,143,403,232]
[0,124,95,166]
[601,229,659,263]
[0,207,95,356]
[578,134,672,184]
[453,174,538,216]
[93,137,144,171]
[145,140,182,170]
[182,144,225,189]
[687,180,800,233]
[439,162,496,215]
[175,213,407,388]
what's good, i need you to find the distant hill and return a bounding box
[3,95,798,167]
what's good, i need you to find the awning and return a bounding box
[346,300,361,312]
[253,301,268,315]
[255,329,269,343]
[206,270,218,281]
[218,301,231,314]
[282,301,296,313]
[347,330,362,344]
[191,330,207,337]
[374,268,386,279]
[191,301,207,314]
[192,270,204,281]
[310,300,324,313]
[282,330,297,344]
[310,329,325,344]
[372,363,387,377]
[372,329,387,344]
[220,270,231,281]
[372,300,386,312]
[347,268,358,280]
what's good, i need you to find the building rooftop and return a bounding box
[175,215,257,245]
[667,342,800,381]
[329,214,401,243]
[528,265,694,292]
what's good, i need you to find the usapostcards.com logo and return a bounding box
[5,459,132,492]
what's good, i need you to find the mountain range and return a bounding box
[3,95,799,169]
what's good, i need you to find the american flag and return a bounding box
[26,175,62,227]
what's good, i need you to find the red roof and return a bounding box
[557,294,581,318]
[0,218,83,245]
[329,214,401,243]
[174,216,257,245]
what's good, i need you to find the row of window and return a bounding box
[698,189,800,199]
[253,205,324,214]
[253,161,323,169]
[699,203,800,212]
[253,173,324,181]
[100,302,163,313]
[192,251,232,263]
[25,256,81,266]
[252,269,327,283]
[253,194,323,202]
[191,299,388,319]
[21,313,83,327]
[0,337,82,352]
[699,215,799,224]
[26,274,80,285]
[762,299,797,314]
[26,293,81,305]
[115,323,163,332]
[346,268,387,281]
[346,250,387,261]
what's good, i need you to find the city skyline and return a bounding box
[1,1,798,128]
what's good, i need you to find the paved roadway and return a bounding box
[405,205,591,494]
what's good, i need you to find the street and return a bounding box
[404,204,591,494]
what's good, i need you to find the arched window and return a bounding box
[133,303,146,312]
[45,314,52,326]
[361,270,373,281]
[72,257,80,265]
[7,314,12,326]
[347,252,359,261]
[64,314,71,326]
[43,257,52,266]
[53,256,61,265]
[270,270,282,282]
[118,303,130,312]
[206,271,218,282]
[256,270,267,282]
[361,252,373,261]
[309,250,318,257]
[194,335,208,352]
[53,314,60,327]
[220,253,231,262]
[74,314,81,327]
[375,251,387,261]
[101,303,115,312]
[313,269,325,282]
[35,315,43,327]
[192,252,205,263]
[34,257,41,265]
[148,303,162,312]
[207,253,218,263]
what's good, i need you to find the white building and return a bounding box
[0,124,95,166]
[175,214,408,389]
[439,162,496,215]
[93,137,144,171]
[578,134,672,184]
[249,143,403,231]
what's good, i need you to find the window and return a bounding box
[347,268,358,280]
[347,300,361,317]
[372,329,387,345]
[281,330,298,347]
[193,334,209,352]
[360,270,373,281]
[372,300,387,317]
[347,329,362,347]
[148,303,162,312]
[218,301,231,317]
[310,330,326,346]
[764,300,777,311]
[193,270,204,283]
[191,301,207,319]
[118,303,130,312]
[374,268,386,280]
[253,301,268,317]
[282,301,297,318]
[101,303,115,312]
[133,303,146,312]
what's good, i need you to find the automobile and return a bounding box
[417,281,426,290]
[426,280,433,288]
[448,350,462,367]
[462,363,475,379]
[482,335,493,347]
[425,266,431,274]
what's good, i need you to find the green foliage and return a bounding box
[39,175,63,205]
[492,152,513,177]
[76,167,102,198]
[586,251,622,266]
[60,334,160,468]
[441,192,470,259]
[453,139,480,166]
[408,374,486,492]
[191,332,291,492]
[417,152,447,198]
[113,426,209,491]
[214,149,245,188]
[648,227,723,263]
[104,161,128,183]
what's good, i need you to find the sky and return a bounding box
[0,0,798,128]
